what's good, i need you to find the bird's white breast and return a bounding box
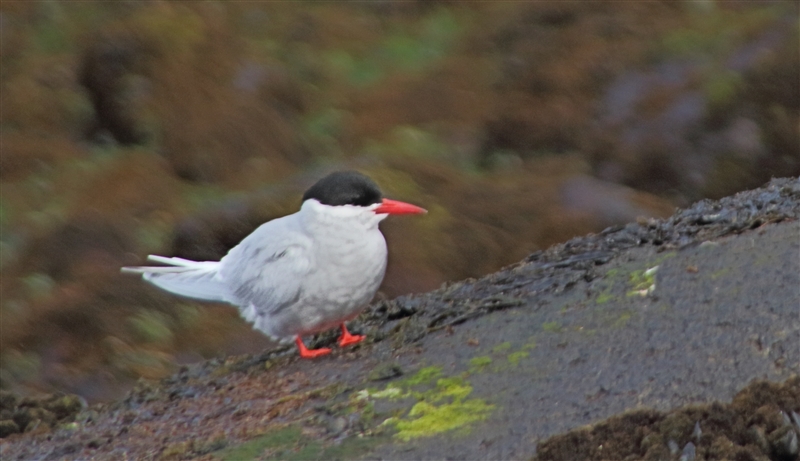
[293,202,388,334]
[236,200,389,339]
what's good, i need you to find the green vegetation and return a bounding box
[469,355,492,371]
[627,265,659,297]
[357,365,494,442]
[322,7,463,87]
[491,341,512,353]
[593,254,676,306]
[389,393,493,442]
[1,0,793,413]
[542,321,562,333]
[217,425,379,461]
[507,350,529,366]
[128,309,174,345]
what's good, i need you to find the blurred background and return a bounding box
[1,1,797,403]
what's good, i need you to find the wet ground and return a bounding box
[1,177,798,460]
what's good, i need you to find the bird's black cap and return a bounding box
[302,171,383,207]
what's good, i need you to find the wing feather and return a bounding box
[218,216,312,318]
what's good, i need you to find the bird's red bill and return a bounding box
[374,198,427,215]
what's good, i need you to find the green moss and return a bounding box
[507,351,529,366]
[216,425,378,461]
[402,365,443,387]
[596,270,621,294]
[595,291,613,305]
[216,426,303,460]
[542,322,562,333]
[491,341,512,353]
[613,312,633,328]
[627,265,659,297]
[710,268,730,280]
[384,377,493,442]
[361,365,493,442]
[595,254,674,304]
[369,387,404,400]
[508,351,530,366]
[355,365,444,401]
[432,377,472,401]
[391,397,493,442]
[469,356,492,371]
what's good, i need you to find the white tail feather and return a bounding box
[121,255,234,304]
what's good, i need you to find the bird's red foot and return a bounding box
[338,324,365,347]
[295,336,331,359]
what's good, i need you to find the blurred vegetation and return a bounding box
[0,1,797,402]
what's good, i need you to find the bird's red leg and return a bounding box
[338,324,365,347]
[295,336,331,359]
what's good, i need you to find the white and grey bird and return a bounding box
[122,171,426,358]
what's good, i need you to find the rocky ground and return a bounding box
[2,2,798,402]
[0,177,797,460]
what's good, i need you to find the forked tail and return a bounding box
[121,255,234,303]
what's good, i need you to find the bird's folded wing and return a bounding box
[218,221,313,317]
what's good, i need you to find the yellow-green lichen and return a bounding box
[469,355,492,371]
[363,366,493,442]
[595,291,613,305]
[507,351,529,366]
[593,268,620,305]
[710,267,730,280]
[492,341,512,353]
[390,398,493,442]
[359,386,404,400]
[542,321,562,333]
[402,365,442,386]
[216,425,377,461]
[613,312,633,328]
[383,377,493,442]
[627,265,659,297]
[432,377,472,401]
[594,254,675,304]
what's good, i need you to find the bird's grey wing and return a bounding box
[218,219,312,318]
